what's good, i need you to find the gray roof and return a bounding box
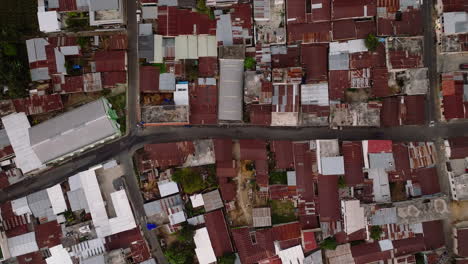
[216,14,233,46]
[370,207,397,225]
[89,0,119,11]
[329,53,349,70]
[287,171,296,186]
[144,200,163,216]
[464,84,468,102]
[369,153,395,171]
[202,190,223,212]
[252,207,271,227]
[139,35,155,62]
[159,0,178,6]
[139,23,153,36]
[27,190,56,222]
[30,68,50,81]
[0,129,11,149]
[140,259,157,264]
[144,194,183,216]
[159,73,176,91]
[218,59,243,121]
[321,156,345,175]
[29,98,120,163]
[67,189,90,213]
[48,0,60,9]
[26,38,48,63]
[81,255,105,264]
[304,250,323,264]
[7,232,39,257]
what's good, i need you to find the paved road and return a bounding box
[423,0,438,123]
[126,0,140,137]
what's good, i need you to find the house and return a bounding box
[341,200,365,235]
[37,11,61,33]
[218,59,244,121]
[253,208,272,227]
[2,98,121,173]
[271,83,300,126]
[194,227,217,264]
[204,210,234,257]
[454,226,468,257]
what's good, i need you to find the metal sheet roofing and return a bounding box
[26,38,48,63]
[202,189,223,212]
[318,175,340,221]
[7,232,39,257]
[204,210,234,257]
[46,184,67,215]
[218,59,244,121]
[332,0,377,20]
[194,227,217,264]
[302,44,328,82]
[140,66,159,93]
[252,207,272,227]
[89,0,118,11]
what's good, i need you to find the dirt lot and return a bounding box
[61,92,102,110]
[450,201,468,222]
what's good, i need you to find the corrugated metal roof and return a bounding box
[30,67,50,81]
[203,189,223,212]
[301,83,329,106]
[217,14,234,45]
[89,0,118,11]
[194,227,217,264]
[7,232,39,257]
[252,207,271,227]
[204,210,234,257]
[218,59,243,121]
[26,38,48,63]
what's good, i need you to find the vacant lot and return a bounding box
[270,200,297,225]
[0,0,38,34]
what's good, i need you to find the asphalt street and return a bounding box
[423,0,438,123]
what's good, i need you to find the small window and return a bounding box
[249,232,257,245]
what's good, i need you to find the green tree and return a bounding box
[338,176,347,188]
[172,168,206,194]
[370,226,383,241]
[320,237,338,250]
[218,253,236,264]
[365,34,379,52]
[2,43,17,56]
[177,223,195,242]
[244,57,256,70]
[164,242,195,264]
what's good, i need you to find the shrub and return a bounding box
[365,34,379,51]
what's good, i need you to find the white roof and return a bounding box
[142,5,158,19]
[46,245,73,264]
[2,113,43,173]
[321,156,345,175]
[341,200,366,235]
[368,168,391,203]
[169,210,186,225]
[378,239,394,251]
[70,238,105,260]
[198,35,217,57]
[7,232,39,257]
[175,35,217,60]
[154,35,163,63]
[26,38,48,63]
[276,244,304,264]
[60,46,80,56]
[47,184,67,214]
[443,12,468,35]
[301,83,329,106]
[190,194,205,207]
[11,197,31,216]
[158,180,180,197]
[287,171,296,186]
[78,169,136,238]
[330,39,367,54]
[38,11,61,33]
[54,48,66,74]
[194,227,217,264]
[174,83,189,106]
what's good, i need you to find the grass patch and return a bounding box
[269,171,288,185]
[172,166,217,194]
[106,93,126,134]
[270,200,297,225]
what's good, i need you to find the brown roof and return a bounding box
[35,220,62,248]
[301,44,328,83]
[329,70,349,101]
[239,140,267,160]
[371,67,391,97]
[332,0,376,20]
[101,71,127,88]
[293,142,316,202]
[351,242,392,264]
[377,10,422,36]
[214,139,233,162]
[393,236,426,257]
[190,82,218,125]
[332,20,358,41]
[391,142,411,180]
[271,45,301,68]
[422,220,445,250]
[413,167,440,195]
[249,104,272,126]
[318,175,340,221]
[94,50,126,72]
[288,22,331,44]
[449,137,468,159]
[157,6,216,36]
[389,50,423,69]
[442,0,468,12]
[232,227,275,264]
[219,178,236,201]
[205,210,234,257]
[13,94,63,116]
[443,95,464,120]
[198,57,218,77]
[342,141,365,186]
[138,142,195,169]
[457,228,468,257]
[272,222,301,241]
[381,97,400,127]
[17,252,46,264]
[140,66,160,93]
[350,43,386,69]
[287,0,331,24]
[403,95,426,125]
[271,141,294,169]
[107,34,128,50]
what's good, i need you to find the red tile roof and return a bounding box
[190,82,218,125]
[449,137,468,159]
[299,214,319,230]
[198,57,218,77]
[422,220,445,250]
[367,140,393,153]
[371,67,391,97]
[273,222,301,241]
[457,228,468,257]
[231,3,253,44]
[350,44,386,69]
[288,22,332,44]
[413,167,440,195]
[94,50,126,72]
[249,104,272,126]
[35,220,62,248]
[219,178,237,201]
[12,94,63,116]
[232,227,275,264]
[317,175,340,221]
[393,236,426,257]
[140,66,160,93]
[381,97,400,127]
[332,20,358,41]
[157,6,216,36]
[269,185,297,200]
[214,139,233,162]
[239,140,267,160]
[403,95,426,125]
[271,141,294,170]
[329,70,349,101]
[101,71,127,88]
[301,44,328,82]
[332,0,376,20]
[1,201,29,238]
[204,210,234,257]
[293,142,316,202]
[443,95,464,120]
[217,161,237,178]
[442,0,468,12]
[105,228,151,262]
[17,252,46,264]
[342,141,365,186]
[301,230,318,252]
